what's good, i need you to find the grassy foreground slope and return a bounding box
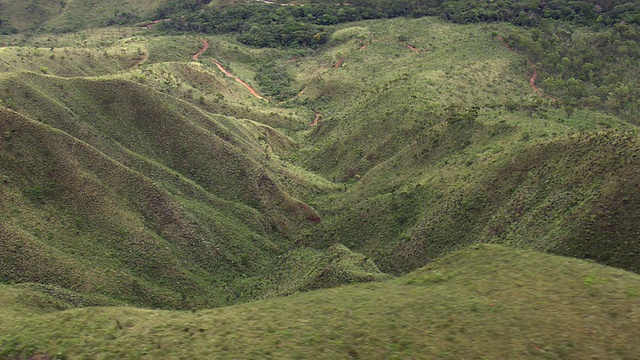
[1,245,639,359]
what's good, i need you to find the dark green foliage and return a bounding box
[160,3,369,48]
[159,0,448,48]
[255,62,297,101]
[154,0,210,18]
[439,0,640,26]
[503,21,640,121]
[158,0,640,45]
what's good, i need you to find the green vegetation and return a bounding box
[1,245,639,359]
[0,0,171,33]
[503,21,640,121]
[1,0,640,357]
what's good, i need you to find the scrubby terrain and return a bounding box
[1,0,640,358]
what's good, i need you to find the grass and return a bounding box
[0,0,166,33]
[0,12,640,358]
[1,245,639,359]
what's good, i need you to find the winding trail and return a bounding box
[212,60,264,99]
[193,39,264,100]
[497,35,557,101]
[192,39,209,61]
[310,111,321,126]
[400,41,423,53]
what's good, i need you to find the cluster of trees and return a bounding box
[504,21,640,119]
[439,0,640,26]
[158,3,404,48]
[159,0,640,48]
[255,62,297,100]
[154,0,640,117]
[107,12,141,26]
[153,0,211,19]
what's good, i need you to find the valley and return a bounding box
[1,0,639,358]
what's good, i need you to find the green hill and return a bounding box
[0,70,366,308]
[0,0,172,33]
[1,245,639,359]
[1,2,640,358]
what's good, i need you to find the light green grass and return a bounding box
[1,245,639,359]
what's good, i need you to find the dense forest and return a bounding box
[504,21,640,121]
[159,0,640,46]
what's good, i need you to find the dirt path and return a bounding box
[310,111,321,126]
[192,39,209,61]
[193,39,264,100]
[142,19,170,30]
[212,59,264,99]
[400,41,420,53]
[497,35,557,101]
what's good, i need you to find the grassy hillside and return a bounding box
[1,245,639,359]
[0,68,379,308]
[260,17,640,276]
[0,8,640,358]
[0,0,170,32]
[0,13,639,298]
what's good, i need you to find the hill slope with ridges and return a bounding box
[0,71,385,308]
[1,245,639,359]
[0,12,640,358]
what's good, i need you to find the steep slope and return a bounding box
[285,17,640,276]
[1,245,639,359]
[0,71,369,308]
[318,127,640,274]
[0,12,639,322]
[296,18,533,180]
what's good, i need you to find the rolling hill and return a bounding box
[1,2,640,358]
[1,245,639,359]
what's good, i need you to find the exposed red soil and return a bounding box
[212,60,264,99]
[310,111,321,126]
[497,35,557,101]
[401,41,428,53]
[334,56,346,68]
[192,39,209,61]
[290,88,306,101]
[193,39,264,99]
